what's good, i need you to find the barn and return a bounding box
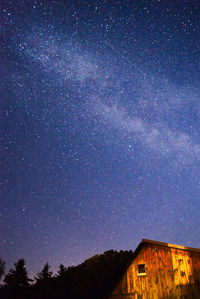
[108,239,200,299]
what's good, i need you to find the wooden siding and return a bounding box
[108,243,200,299]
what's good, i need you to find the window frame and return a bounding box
[137,263,146,276]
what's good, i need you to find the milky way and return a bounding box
[1,0,200,276]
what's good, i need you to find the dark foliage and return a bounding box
[0,259,6,282]
[4,259,29,288]
[56,264,67,277]
[0,250,134,299]
[35,263,53,282]
[2,259,31,299]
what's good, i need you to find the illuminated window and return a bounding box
[137,264,146,276]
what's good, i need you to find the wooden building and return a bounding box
[108,239,200,299]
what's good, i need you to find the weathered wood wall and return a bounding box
[108,243,200,299]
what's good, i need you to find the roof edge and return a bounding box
[141,239,200,253]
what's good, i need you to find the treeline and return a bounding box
[0,250,134,299]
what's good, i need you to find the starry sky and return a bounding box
[1,0,200,276]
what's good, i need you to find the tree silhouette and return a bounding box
[0,250,134,299]
[35,263,53,281]
[0,258,5,282]
[4,259,29,288]
[57,264,66,277]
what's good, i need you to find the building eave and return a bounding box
[141,239,200,253]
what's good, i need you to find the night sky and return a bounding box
[1,0,200,277]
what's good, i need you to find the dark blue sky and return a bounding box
[1,0,200,276]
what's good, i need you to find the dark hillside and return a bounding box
[0,250,133,299]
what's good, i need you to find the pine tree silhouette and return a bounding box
[35,263,53,281]
[4,259,29,287]
[57,264,67,277]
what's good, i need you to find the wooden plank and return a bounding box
[108,242,200,299]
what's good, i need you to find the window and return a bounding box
[137,264,146,276]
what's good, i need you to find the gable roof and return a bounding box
[137,239,200,253]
